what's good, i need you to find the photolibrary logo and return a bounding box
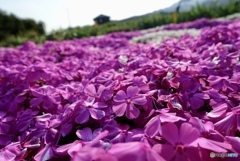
[210,152,238,158]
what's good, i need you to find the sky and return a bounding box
[0,0,180,33]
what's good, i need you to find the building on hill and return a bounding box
[93,14,110,25]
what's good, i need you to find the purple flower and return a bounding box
[113,86,147,119]
[102,120,132,143]
[225,136,240,154]
[153,122,201,161]
[84,84,113,101]
[0,142,23,161]
[145,109,186,138]
[207,75,239,92]
[214,106,240,135]
[207,103,228,119]
[35,116,61,144]
[0,111,14,134]
[30,85,61,113]
[108,142,165,161]
[189,117,224,142]
[183,89,210,110]
[75,97,107,124]
[76,127,102,142]
[34,144,56,161]
[71,146,118,161]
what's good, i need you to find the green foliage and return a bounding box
[0,9,45,46]
[1,0,240,47]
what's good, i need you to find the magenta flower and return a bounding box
[214,106,240,135]
[225,136,240,154]
[71,146,118,161]
[84,84,113,101]
[108,142,165,161]
[102,120,132,143]
[0,111,14,134]
[207,103,228,119]
[145,109,186,138]
[131,75,150,92]
[75,97,107,124]
[153,122,201,161]
[34,114,61,144]
[34,144,56,161]
[113,86,147,119]
[30,85,61,113]
[207,75,239,92]
[189,117,224,142]
[183,89,210,109]
[76,127,102,142]
[0,142,23,161]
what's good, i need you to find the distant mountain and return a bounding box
[120,0,240,22]
[157,0,240,13]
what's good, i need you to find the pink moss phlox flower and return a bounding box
[207,88,230,106]
[145,109,186,138]
[189,117,224,142]
[84,84,113,101]
[25,65,52,84]
[76,127,102,142]
[16,109,39,132]
[214,106,240,136]
[71,146,118,161]
[75,97,107,124]
[131,75,150,92]
[225,136,240,154]
[0,111,15,134]
[207,75,239,92]
[30,85,61,113]
[34,144,56,161]
[102,120,132,143]
[165,58,192,72]
[0,142,24,161]
[167,94,185,111]
[108,142,166,161]
[183,88,210,110]
[153,122,201,161]
[207,103,228,119]
[161,68,180,89]
[113,86,147,119]
[35,114,61,144]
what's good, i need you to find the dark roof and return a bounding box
[93,14,110,20]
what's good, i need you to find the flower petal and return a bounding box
[207,103,228,118]
[76,127,93,141]
[84,84,96,96]
[89,108,105,120]
[126,104,140,119]
[112,103,127,117]
[131,95,147,105]
[126,86,139,98]
[145,116,161,138]
[179,123,200,145]
[93,102,108,109]
[189,96,204,109]
[162,122,179,145]
[197,137,231,153]
[153,144,175,161]
[114,90,127,102]
[75,109,90,124]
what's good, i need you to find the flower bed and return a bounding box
[0,18,240,161]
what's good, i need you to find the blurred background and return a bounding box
[0,0,240,47]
